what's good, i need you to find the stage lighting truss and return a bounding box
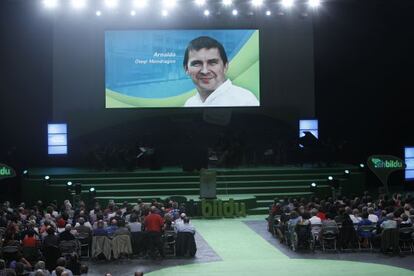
[163,0,177,9]
[40,0,322,17]
[281,0,295,9]
[222,0,233,7]
[195,0,206,6]
[133,0,148,8]
[104,0,119,9]
[308,0,321,9]
[71,0,87,9]
[43,0,59,9]
[251,0,264,8]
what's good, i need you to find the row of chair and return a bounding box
[271,218,414,253]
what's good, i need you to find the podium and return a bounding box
[200,169,216,199]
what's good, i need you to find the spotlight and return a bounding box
[359,163,365,168]
[204,9,210,16]
[23,170,28,175]
[66,181,73,192]
[96,10,102,16]
[223,0,233,6]
[195,0,206,6]
[281,0,294,9]
[232,9,238,16]
[327,176,339,189]
[133,0,148,8]
[71,0,86,9]
[266,10,271,16]
[310,182,318,193]
[344,169,350,175]
[43,0,59,9]
[88,187,97,202]
[130,10,136,16]
[251,0,264,7]
[44,175,51,186]
[308,0,320,9]
[161,9,169,16]
[104,0,118,8]
[163,0,177,9]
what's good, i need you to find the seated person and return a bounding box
[74,217,92,239]
[309,208,322,225]
[128,215,142,233]
[349,208,362,225]
[106,219,118,238]
[51,257,73,276]
[29,261,50,276]
[59,225,76,241]
[339,213,358,249]
[22,231,38,248]
[93,220,108,236]
[399,213,413,228]
[175,217,197,257]
[42,227,59,248]
[113,220,130,236]
[357,212,374,247]
[66,253,82,276]
[380,213,397,230]
[175,217,195,234]
[163,213,175,231]
[320,213,339,238]
[287,211,302,229]
[367,207,379,223]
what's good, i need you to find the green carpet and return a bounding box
[147,217,413,276]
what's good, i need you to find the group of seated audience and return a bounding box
[267,191,414,253]
[0,197,197,275]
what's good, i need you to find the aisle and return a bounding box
[147,217,413,276]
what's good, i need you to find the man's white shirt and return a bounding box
[185,79,259,107]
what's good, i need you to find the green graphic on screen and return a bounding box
[105,29,260,108]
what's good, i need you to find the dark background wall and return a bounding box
[314,0,414,161]
[1,0,413,176]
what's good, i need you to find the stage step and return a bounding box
[248,207,269,215]
[22,165,365,216]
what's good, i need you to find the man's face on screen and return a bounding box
[185,48,228,96]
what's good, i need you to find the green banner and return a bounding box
[367,155,405,194]
[0,163,16,180]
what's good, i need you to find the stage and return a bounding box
[21,164,365,215]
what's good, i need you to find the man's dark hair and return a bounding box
[183,36,228,69]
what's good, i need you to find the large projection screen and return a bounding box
[52,15,315,138]
[105,30,260,108]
